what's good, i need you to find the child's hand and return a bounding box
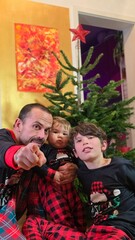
[58,163,78,184]
[53,171,64,184]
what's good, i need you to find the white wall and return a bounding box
[32,0,135,148]
[32,0,135,22]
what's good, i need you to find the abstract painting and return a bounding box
[15,23,60,92]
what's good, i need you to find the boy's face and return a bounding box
[73,133,107,163]
[48,122,70,149]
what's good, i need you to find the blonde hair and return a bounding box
[53,116,71,131]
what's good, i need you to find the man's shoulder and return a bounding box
[0,128,10,133]
[0,128,13,139]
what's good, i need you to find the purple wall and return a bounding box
[81,35,122,101]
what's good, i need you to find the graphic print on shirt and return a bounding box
[0,169,23,207]
[49,149,73,169]
[90,181,121,224]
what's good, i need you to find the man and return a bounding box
[0,103,78,239]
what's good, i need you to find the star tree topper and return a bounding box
[69,24,90,43]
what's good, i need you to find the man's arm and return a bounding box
[0,129,46,170]
[0,128,19,168]
[13,143,46,170]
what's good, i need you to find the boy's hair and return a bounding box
[69,122,107,147]
[53,116,71,130]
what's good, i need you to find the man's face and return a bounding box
[14,108,53,146]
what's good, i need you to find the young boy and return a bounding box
[69,122,134,240]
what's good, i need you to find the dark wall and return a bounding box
[81,35,122,101]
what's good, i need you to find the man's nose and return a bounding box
[38,129,46,139]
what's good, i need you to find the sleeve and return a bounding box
[0,129,22,169]
[35,164,56,180]
[35,144,57,180]
[5,145,22,169]
[118,158,135,190]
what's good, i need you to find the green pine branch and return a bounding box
[42,45,135,159]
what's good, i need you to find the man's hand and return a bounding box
[54,163,78,185]
[14,143,46,170]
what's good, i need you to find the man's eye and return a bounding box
[44,129,50,134]
[34,125,41,130]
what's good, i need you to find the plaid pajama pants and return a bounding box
[39,179,86,232]
[22,216,131,240]
[0,198,26,240]
[86,224,131,240]
[22,215,86,240]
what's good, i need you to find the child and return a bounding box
[22,117,86,239]
[39,116,86,231]
[69,122,134,240]
[46,116,77,170]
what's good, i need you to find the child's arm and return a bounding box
[55,162,78,184]
[36,144,78,183]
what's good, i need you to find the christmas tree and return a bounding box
[42,24,135,160]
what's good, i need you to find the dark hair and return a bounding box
[18,103,52,121]
[69,122,107,147]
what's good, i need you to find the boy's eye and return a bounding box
[87,136,95,139]
[76,139,82,143]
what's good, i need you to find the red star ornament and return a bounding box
[69,24,90,43]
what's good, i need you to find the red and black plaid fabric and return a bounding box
[39,178,86,232]
[22,215,86,240]
[22,216,131,240]
[86,224,131,240]
[20,172,46,219]
[24,172,86,231]
[16,170,35,220]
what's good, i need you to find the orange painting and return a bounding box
[15,23,60,92]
